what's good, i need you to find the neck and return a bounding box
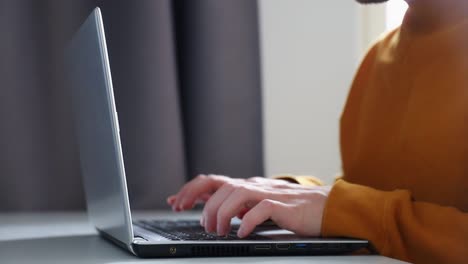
[403,0,468,33]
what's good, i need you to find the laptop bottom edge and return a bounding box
[130,241,369,258]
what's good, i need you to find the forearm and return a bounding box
[321,180,468,264]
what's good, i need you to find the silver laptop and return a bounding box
[65,7,368,258]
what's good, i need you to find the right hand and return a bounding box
[166,174,330,238]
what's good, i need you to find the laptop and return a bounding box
[65,7,369,258]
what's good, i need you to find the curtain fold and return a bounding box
[0,0,263,211]
[174,0,264,179]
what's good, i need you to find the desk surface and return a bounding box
[0,212,408,264]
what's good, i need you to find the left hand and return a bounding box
[167,175,331,238]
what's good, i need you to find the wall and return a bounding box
[259,1,376,183]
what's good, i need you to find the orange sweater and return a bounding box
[280,1,468,263]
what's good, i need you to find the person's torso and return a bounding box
[340,18,468,212]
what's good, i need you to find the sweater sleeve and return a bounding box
[321,180,468,264]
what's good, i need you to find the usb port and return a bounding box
[294,243,307,249]
[276,244,290,250]
[254,245,271,250]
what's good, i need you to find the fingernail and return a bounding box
[200,216,205,227]
[237,226,246,238]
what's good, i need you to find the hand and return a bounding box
[167,174,331,238]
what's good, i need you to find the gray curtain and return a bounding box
[0,0,263,211]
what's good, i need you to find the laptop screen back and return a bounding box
[65,7,134,245]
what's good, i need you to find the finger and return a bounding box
[216,187,262,236]
[173,174,209,210]
[200,214,205,227]
[236,207,251,219]
[202,183,236,233]
[174,174,227,211]
[237,199,294,238]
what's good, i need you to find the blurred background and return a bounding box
[0,0,407,211]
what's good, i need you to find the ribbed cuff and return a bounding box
[321,180,388,250]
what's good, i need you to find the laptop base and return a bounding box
[130,242,368,258]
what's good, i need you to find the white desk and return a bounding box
[0,212,408,264]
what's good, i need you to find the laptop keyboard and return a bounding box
[134,220,269,241]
